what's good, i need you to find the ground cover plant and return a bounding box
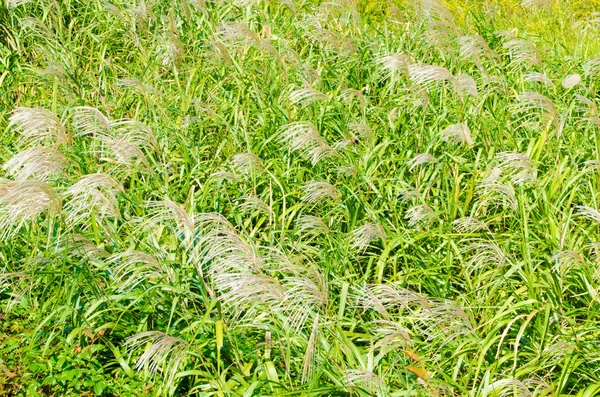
[2,0,600,395]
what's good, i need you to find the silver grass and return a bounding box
[457,74,478,98]
[561,74,581,89]
[6,0,34,7]
[3,146,68,181]
[347,122,373,143]
[125,332,190,389]
[278,122,335,166]
[117,78,160,95]
[156,21,184,68]
[105,3,125,19]
[8,107,69,147]
[582,160,600,175]
[231,153,264,176]
[483,167,503,184]
[108,250,171,293]
[279,281,325,334]
[476,180,518,212]
[575,205,600,224]
[398,187,420,203]
[0,180,61,240]
[586,242,600,280]
[296,215,330,235]
[301,315,320,383]
[407,153,438,171]
[453,217,489,233]
[497,29,517,42]
[349,222,385,252]
[209,170,238,183]
[440,122,472,145]
[38,62,68,80]
[344,369,388,397]
[289,87,329,107]
[93,136,150,171]
[482,378,536,397]
[405,204,436,228]
[476,168,518,211]
[213,273,285,320]
[144,200,197,243]
[513,92,560,131]
[0,272,34,310]
[111,119,158,150]
[403,86,431,110]
[215,22,260,49]
[459,35,496,67]
[64,174,123,227]
[81,118,158,171]
[376,53,411,81]
[237,195,273,219]
[583,57,600,78]
[496,152,537,185]
[60,234,109,258]
[337,164,357,177]
[340,89,367,110]
[332,139,353,151]
[550,250,584,274]
[301,181,340,204]
[460,239,507,275]
[424,299,474,340]
[415,0,458,35]
[522,0,552,9]
[232,0,261,6]
[191,213,262,276]
[370,320,413,360]
[503,40,541,72]
[356,284,429,319]
[408,63,456,90]
[574,95,600,128]
[523,72,555,87]
[72,106,111,136]
[299,62,321,86]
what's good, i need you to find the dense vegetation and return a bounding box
[2,0,600,395]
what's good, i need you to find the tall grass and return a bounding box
[2,0,600,396]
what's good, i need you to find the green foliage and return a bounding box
[1,0,600,396]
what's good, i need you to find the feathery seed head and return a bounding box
[296,215,330,235]
[503,40,541,72]
[289,87,329,107]
[278,122,335,165]
[409,63,456,89]
[349,222,385,251]
[405,204,436,227]
[523,72,555,87]
[231,153,264,175]
[561,74,581,89]
[0,180,61,239]
[513,91,560,131]
[457,74,478,98]
[9,107,69,147]
[301,181,340,204]
[3,146,68,181]
[583,57,600,78]
[108,250,170,292]
[441,122,472,145]
[496,152,537,185]
[126,332,190,389]
[453,217,489,233]
[237,195,273,218]
[65,174,123,228]
[408,153,438,171]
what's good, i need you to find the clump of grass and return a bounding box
[2,0,600,396]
